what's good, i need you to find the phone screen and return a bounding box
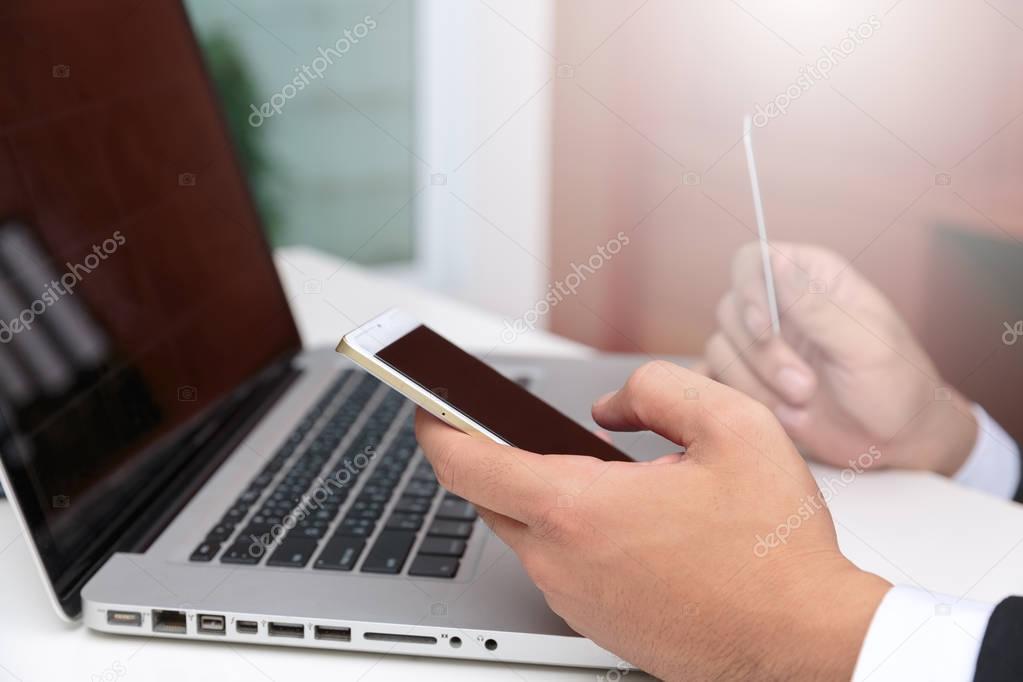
[376,325,632,461]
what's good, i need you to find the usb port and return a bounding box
[152,609,187,634]
[268,622,304,638]
[236,620,258,635]
[314,625,351,642]
[198,614,225,634]
[107,610,142,627]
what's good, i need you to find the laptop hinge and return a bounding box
[57,359,302,612]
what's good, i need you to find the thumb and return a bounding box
[591,361,740,448]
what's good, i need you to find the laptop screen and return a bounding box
[0,0,301,615]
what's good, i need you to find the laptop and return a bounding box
[0,0,676,670]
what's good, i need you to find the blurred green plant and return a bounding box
[199,30,283,243]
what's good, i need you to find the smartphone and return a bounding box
[337,309,632,462]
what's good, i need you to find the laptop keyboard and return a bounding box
[188,370,478,579]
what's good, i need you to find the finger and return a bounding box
[761,244,895,360]
[688,359,711,377]
[591,360,750,447]
[638,452,685,465]
[715,292,816,405]
[732,241,772,320]
[475,505,531,550]
[414,409,555,524]
[704,332,783,409]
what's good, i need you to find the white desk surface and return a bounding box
[2,246,1023,682]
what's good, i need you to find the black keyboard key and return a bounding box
[427,520,474,539]
[386,513,424,531]
[408,554,459,578]
[220,540,262,565]
[418,537,466,557]
[403,480,438,498]
[361,531,415,574]
[190,541,220,562]
[314,536,365,571]
[351,508,384,521]
[267,539,319,568]
[223,505,248,522]
[394,496,431,514]
[291,525,327,540]
[436,498,477,521]
[411,461,436,481]
[205,524,234,542]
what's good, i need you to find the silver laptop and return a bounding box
[0,1,675,670]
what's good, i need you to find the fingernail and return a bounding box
[594,391,617,408]
[776,367,814,400]
[774,404,809,429]
[744,306,768,336]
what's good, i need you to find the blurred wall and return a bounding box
[415,0,553,319]
[549,0,1023,436]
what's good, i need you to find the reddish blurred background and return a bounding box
[547,0,1023,443]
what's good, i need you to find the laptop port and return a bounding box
[364,632,437,645]
[106,610,142,627]
[268,622,304,638]
[152,609,187,634]
[197,614,225,634]
[313,625,351,642]
[236,620,258,635]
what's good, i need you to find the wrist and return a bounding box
[684,555,890,682]
[898,389,978,476]
[783,562,892,681]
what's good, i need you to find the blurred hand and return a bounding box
[702,242,977,475]
[416,361,889,680]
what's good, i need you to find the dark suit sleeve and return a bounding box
[974,597,1023,682]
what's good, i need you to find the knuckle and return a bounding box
[532,506,579,546]
[626,360,672,396]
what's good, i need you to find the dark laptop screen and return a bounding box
[0,0,301,614]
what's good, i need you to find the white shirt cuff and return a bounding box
[952,404,1020,500]
[852,586,994,682]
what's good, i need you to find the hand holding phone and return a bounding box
[337,309,631,462]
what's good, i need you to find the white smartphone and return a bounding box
[337,308,632,461]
